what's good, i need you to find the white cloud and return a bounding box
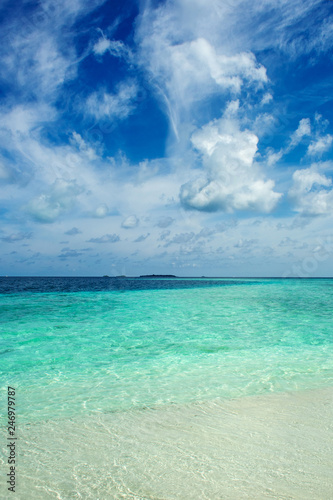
[289,118,311,148]
[33,38,76,96]
[265,115,332,165]
[121,215,139,229]
[93,204,110,218]
[252,113,275,137]
[93,37,111,55]
[27,178,84,223]
[70,132,97,160]
[179,38,267,93]
[1,0,333,277]
[266,150,283,167]
[1,7,81,102]
[289,166,333,216]
[307,134,333,156]
[180,111,282,213]
[93,37,130,59]
[86,81,138,120]
[136,3,268,137]
[0,104,56,135]
[0,104,108,195]
[260,92,273,105]
[215,0,333,60]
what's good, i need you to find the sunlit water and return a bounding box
[1,277,332,499]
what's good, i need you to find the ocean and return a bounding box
[1,277,333,499]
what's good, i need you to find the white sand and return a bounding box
[1,387,333,499]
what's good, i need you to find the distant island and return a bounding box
[139,274,177,278]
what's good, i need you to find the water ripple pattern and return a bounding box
[0,277,332,422]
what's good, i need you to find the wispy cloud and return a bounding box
[93,35,131,60]
[307,134,333,157]
[85,81,138,120]
[289,118,311,149]
[136,4,268,138]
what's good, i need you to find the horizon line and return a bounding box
[1,275,333,279]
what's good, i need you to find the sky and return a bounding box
[0,0,333,277]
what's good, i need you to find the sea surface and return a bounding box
[1,276,333,499]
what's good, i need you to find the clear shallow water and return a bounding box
[1,277,333,422]
[9,387,333,500]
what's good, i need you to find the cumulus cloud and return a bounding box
[121,215,139,228]
[0,0,332,277]
[93,204,110,218]
[289,166,333,216]
[180,110,282,213]
[27,178,84,223]
[88,234,120,243]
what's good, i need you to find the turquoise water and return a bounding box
[1,278,333,423]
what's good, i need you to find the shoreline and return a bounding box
[3,386,333,499]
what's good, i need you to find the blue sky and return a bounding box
[1,0,333,277]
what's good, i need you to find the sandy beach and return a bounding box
[2,386,332,499]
